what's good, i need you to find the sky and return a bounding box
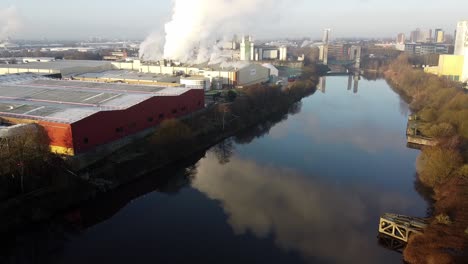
[1,0,467,41]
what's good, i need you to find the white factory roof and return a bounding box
[0,73,191,124]
[0,60,114,77]
[0,60,112,70]
[75,70,180,83]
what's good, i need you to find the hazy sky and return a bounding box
[1,0,467,40]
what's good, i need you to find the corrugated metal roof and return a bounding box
[0,73,193,124]
[0,60,112,70]
[75,70,180,83]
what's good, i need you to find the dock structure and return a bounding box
[379,213,428,243]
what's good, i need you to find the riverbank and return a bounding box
[0,65,324,234]
[385,55,468,263]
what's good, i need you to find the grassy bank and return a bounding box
[385,55,468,263]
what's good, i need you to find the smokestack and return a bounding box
[139,0,285,64]
[0,6,20,41]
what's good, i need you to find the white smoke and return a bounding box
[0,6,20,40]
[139,0,285,64]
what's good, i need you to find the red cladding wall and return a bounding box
[70,89,204,154]
[37,121,74,149]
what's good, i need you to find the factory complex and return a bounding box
[0,73,204,156]
[0,59,273,90]
[0,55,274,156]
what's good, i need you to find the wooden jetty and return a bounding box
[379,213,428,243]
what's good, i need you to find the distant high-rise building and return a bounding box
[319,45,328,65]
[435,29,445,43]
[323,29,331,44]
[396,33,406,44]
[410,29,421,43]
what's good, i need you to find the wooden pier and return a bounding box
[379,213,428,243]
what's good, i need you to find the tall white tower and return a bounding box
[240,36,255,61]
[455,21,468,55]
[279,46,287,61]
[454,21,468,82]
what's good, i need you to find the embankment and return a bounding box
[385,55,468,264]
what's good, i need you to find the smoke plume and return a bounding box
[140,0,284,64]
[0,6,20,40]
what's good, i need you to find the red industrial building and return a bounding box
[0,74,204,155]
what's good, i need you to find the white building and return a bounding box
[180,76,210,90]
[0,42,19,49]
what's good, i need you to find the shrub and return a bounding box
[457,165,468,179]
[226,90,237,102]
[427,123,456,138]
[419,108,437,122]
[435,214,452,225]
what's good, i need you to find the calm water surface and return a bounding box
[4,76,428,264]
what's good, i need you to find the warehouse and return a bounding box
[0,60,113,77]
[0,73,204,155]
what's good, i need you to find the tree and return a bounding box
[226,90,237,102]
[416,146,463,187]
[151,119,194,146]
[0,124,52,193]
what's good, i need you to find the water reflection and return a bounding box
[353,74,360,94]
[0,162,199,264]
[320,75,361,94]
[318,77,326,93]
[193,153,414,264]
[0,76,426,264]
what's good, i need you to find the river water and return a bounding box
[2,76,428,264]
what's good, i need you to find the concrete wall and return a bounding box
[407,136,438,147]
[0,67,60,75]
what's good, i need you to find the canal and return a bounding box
[1,76,428,264]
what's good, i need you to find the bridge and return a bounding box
[379,213,428,243]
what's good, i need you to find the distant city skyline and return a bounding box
[1,0,468,40]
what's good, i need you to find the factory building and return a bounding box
[0,59,271,89]
[134,62,270,88]
[180,76,210,90]
[425,21,468,83]
[0,74,204,155]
